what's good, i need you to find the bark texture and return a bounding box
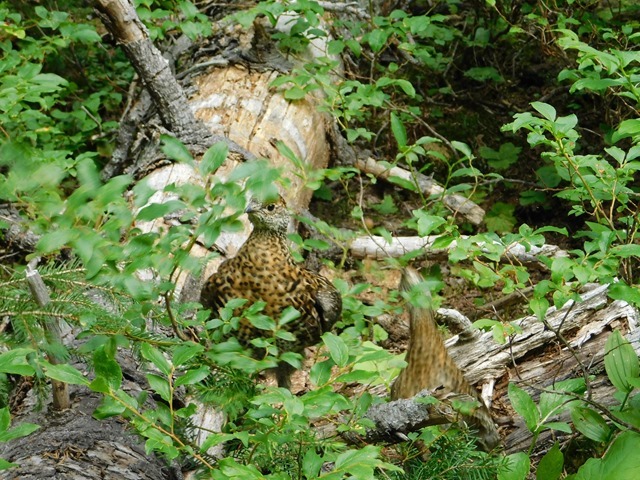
[0,392,177,480]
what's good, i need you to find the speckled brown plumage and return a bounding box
[200,196,342,388]
[391,267,499,450]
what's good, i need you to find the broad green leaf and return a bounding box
[0,408,8,432]
[393,79,415,97]
[499,452,530,480]
[390,112,407,148]
[284,86,306,100]
[367,29,388,52]
[36,229,78,253]
[611,244,640,258]
[215,458,264,479]
[539,377,585,419]
[93,347,122,391]
[604,330,639,393]
[141,343,172,376]
[200,142,228,175]
[531,101,557,121]
[147,373,171,402]
[414,211,446,236]
[200,432,237,452]
[322,332,349,368]
[575,431,640,480]
[302,448,323,478]
[161,135,193,164]
[572,407,611,442]
[530,296,550,322]
[137,199,186,222]
[0,421,40,443]
[537,442,563,480]
[612,119,640,144]
[508,383,539,432]
[608,283,640,307]
[278,306,301,327]
[93,395,127,419]
[0,348,36,376]
[175,366,210,387]
[0,458,17,470]
[172,343,204,367]
[89,376,110,394]
[310,359,333,386]
[41,362,90,386]
[544,421,572,433]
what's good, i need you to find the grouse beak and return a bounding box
[245,199,259,214]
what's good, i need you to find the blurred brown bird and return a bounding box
[201,196,342,388]
[391,267,500,450]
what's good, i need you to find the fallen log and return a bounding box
[355,157,485,225]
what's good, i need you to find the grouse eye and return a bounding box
[266,204,276,212]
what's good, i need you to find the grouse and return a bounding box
[391,267,499,450]
[201,196,342,388]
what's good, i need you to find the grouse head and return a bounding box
[245,196,290,234]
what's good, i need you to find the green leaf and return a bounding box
[172,343,204,367]
[278,306,301,327]
[387,175,418,192]
[367,30,388,52]
[572,407,611,442]
[0,422,40,443]
[284,86,306,100]
[0,408,8,432]
[89,376,110,394]
[302,448,323,478]
[608,284,640,307]
[93,395,127,419]
[93,347,122,391]
[498,452,530,480]
[539,378,585,419]
[200,432,238,452]
[530,295,550,321]
[0,348,36,376]
[486,202,516,233]
[575,431,640,480]
[508,383,539,432]
[141,343,172,376]
[175,366,210,386]
[216,458,265,478]
[137,199,186,222]
[200,142,228,175]
[414,210,446,236]
[611,244,640,258]
[161,135,193,164]
[545,421,572,433]
[531,101,557,121]
[612,119,640,144]
[322,332,349,368]
[67,24,101,43]
[393,79,415,97]
[41,362,90,386]
[537,443,563,480]
[147,373,171,402]
[0,458,17,470]
[36,229,78,253]
[604,330,639,393]
[464,66,504,83]
[390,112,407,148]
[310,359,333,386]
